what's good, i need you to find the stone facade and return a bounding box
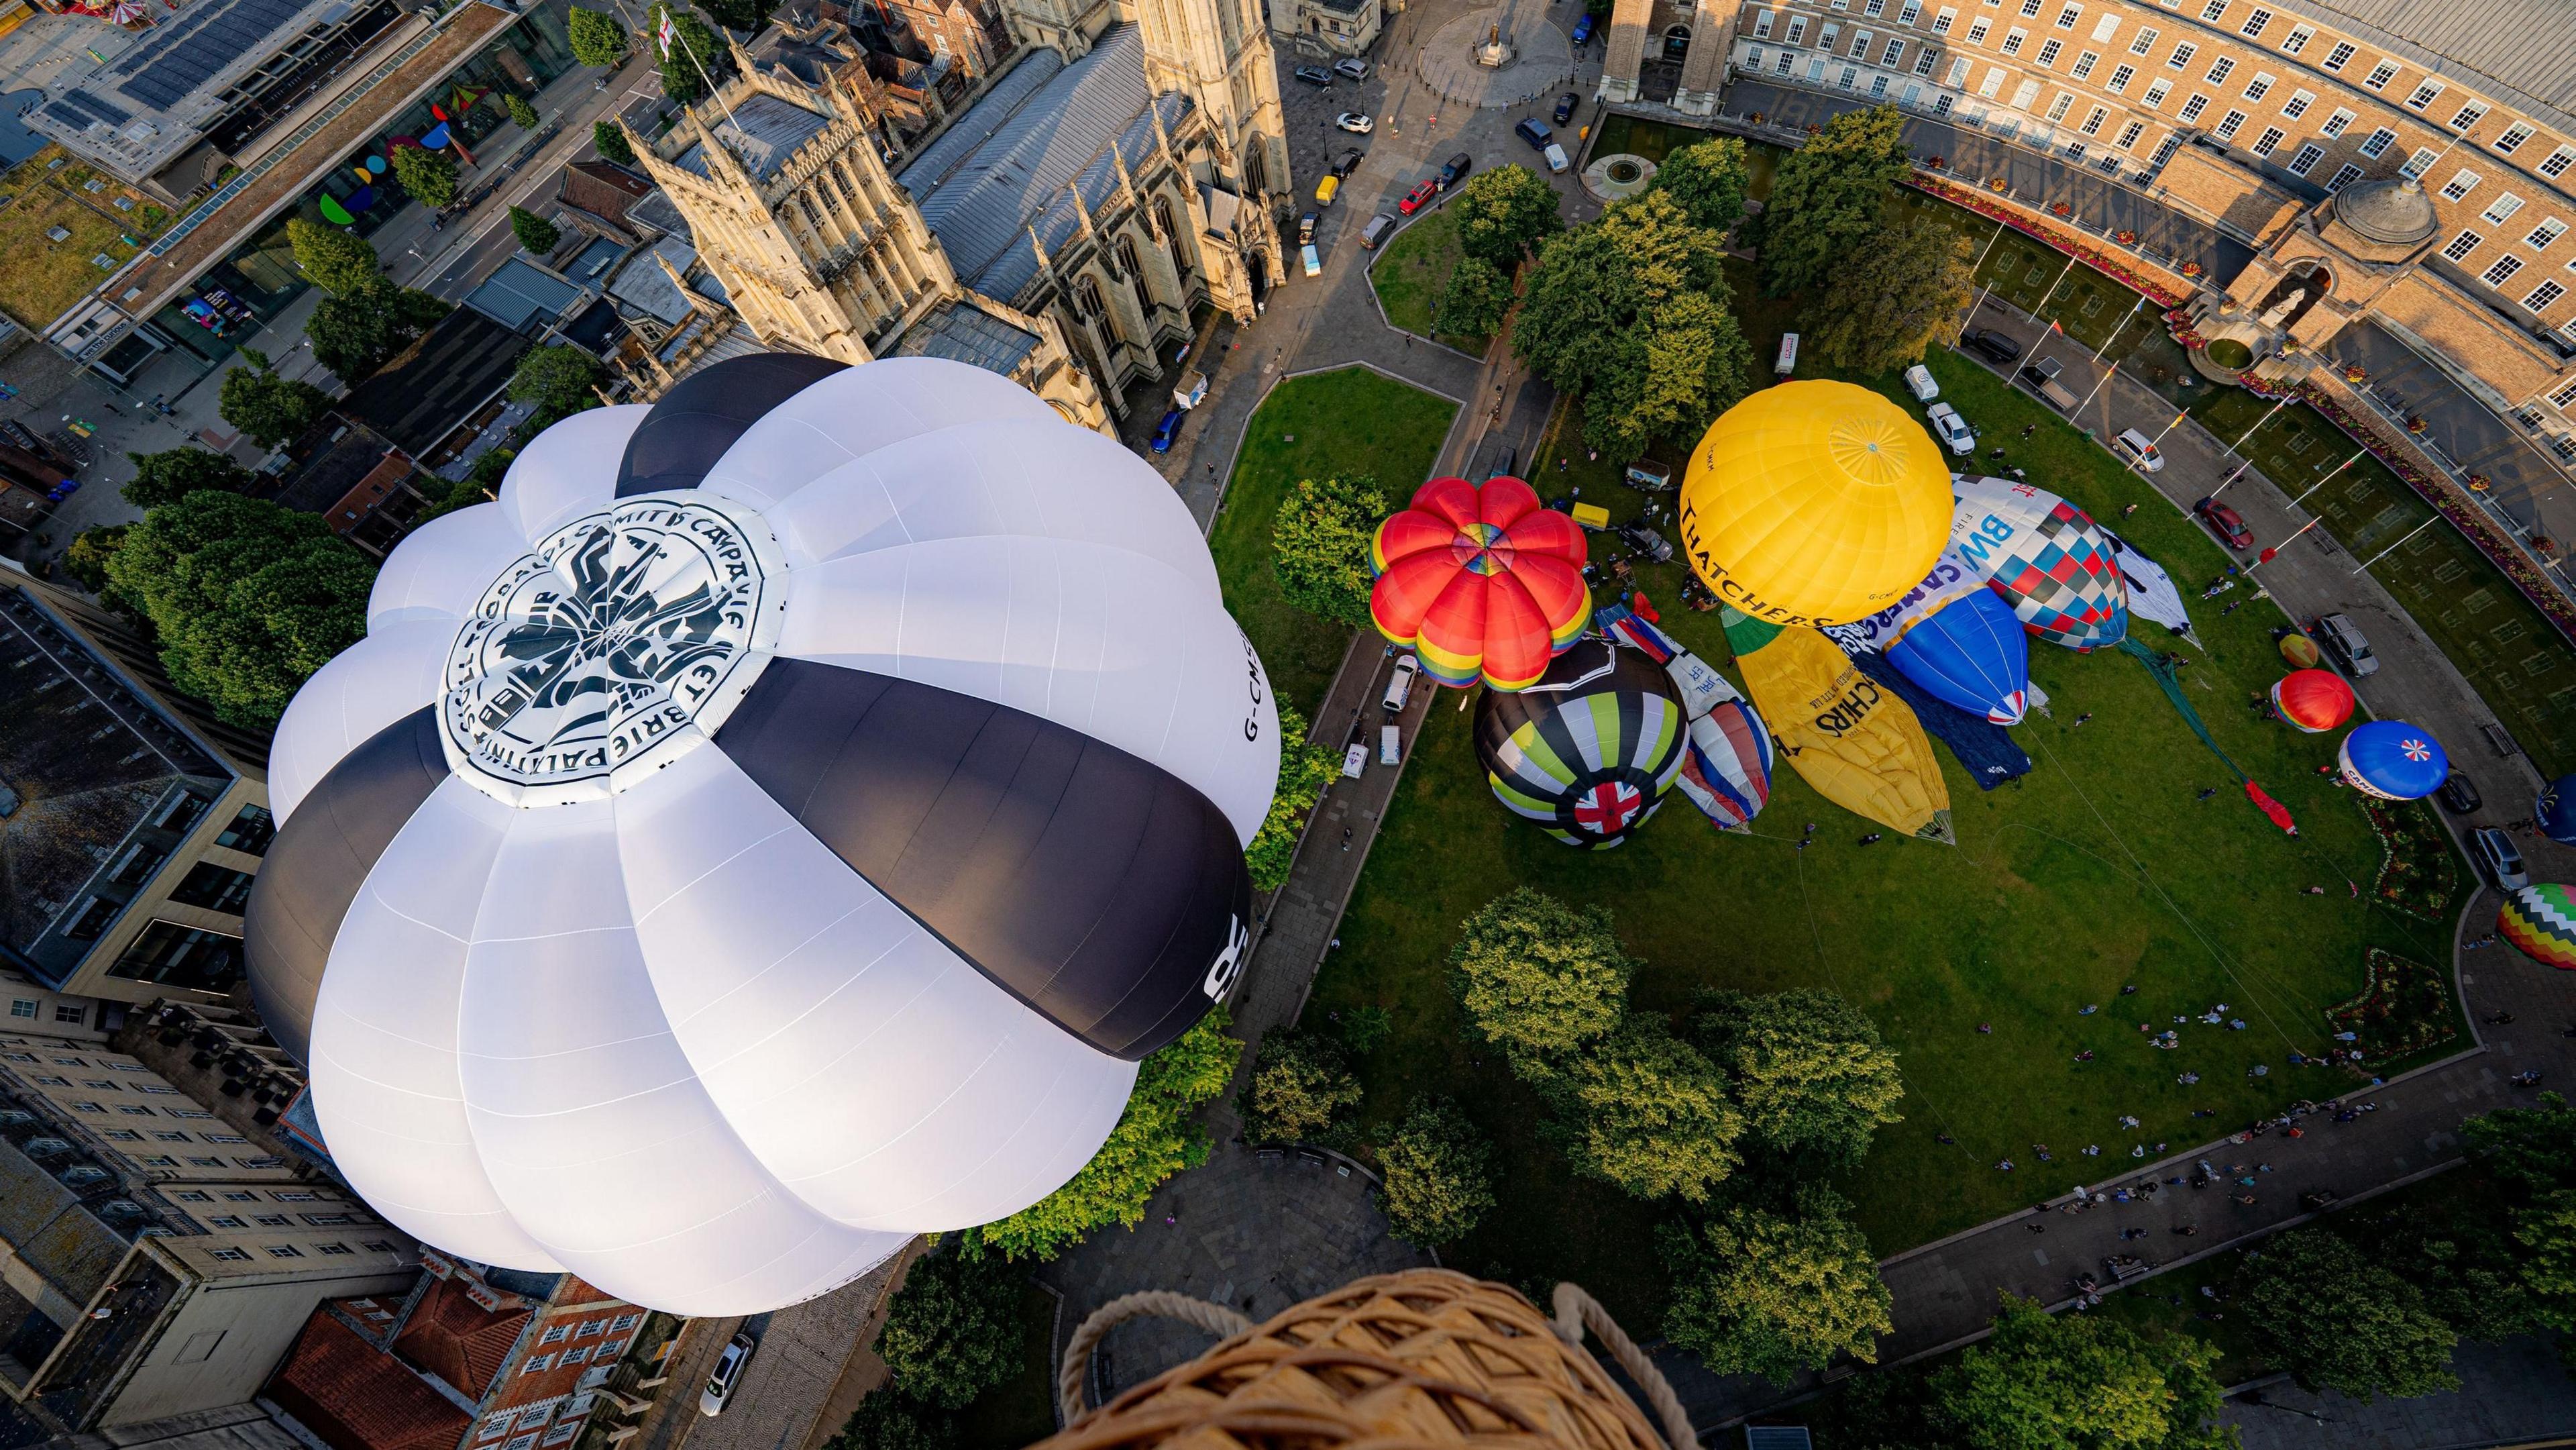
[1601,0,1741,111]
[1272,0,1383,60]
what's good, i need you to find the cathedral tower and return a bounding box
[1125,0,1289,211]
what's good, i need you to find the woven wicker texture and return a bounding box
[1038,1270,1674,1450]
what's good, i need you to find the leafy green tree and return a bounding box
[288,217,384,295]
[1589,289,1752,463]
[1690,989,1904,1165]
[103,493,375,727]
[1931,1297,2231,1450]
[1658,1185,1892,1383]
[307,282,451,383]
[510,344,604,420]
[960,1009,1239,1260]
[509,205,561,255]
[1450,164,1563,269]
[2235,1229,2459,1400]
[1242,1028,1362,1145]
[1649,137,1754,235]
[698,0,776,32]
[1271,473,1388,629]
[874,1251,1025,1409]
[504,93,541,130]
[122,447,254,510]
[1557,1019,1741,1202]
[218,348,330,451]
[1752,104,1912,297]
[60,524,129,596]
[1449,888,1634,1071]
[420,446,515,525]
[1375,1097,1494,1247]
[2408,1222,2545,1344]
[2466,1092,2576,1192]
[390,145,462,209]
[651,5,722,101]
[1433,256,1513,342]
[823,1395,955,1450]
[1803,215,1976,374]
[594,117,637,166]
[568,5,631,66]
[1245,704,1337,892]
[2513,1190,2576,1331]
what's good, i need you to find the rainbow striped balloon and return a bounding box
[2500,883,2576,971]
[1369,475,1589,690]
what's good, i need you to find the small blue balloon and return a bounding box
[2337,720,2449,801]
[2537,775,2576,845]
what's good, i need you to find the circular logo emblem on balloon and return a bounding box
[441,495,788,805]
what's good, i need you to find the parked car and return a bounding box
[1379,724,1402,765]
[1570,11,1594,45]
[2112,427,2165,472]
[2313,611,2379,677]
[1301,242,1322,276]
[1514,117,1552,149]
[1334,57,1371,80]
[1314,174,1340,207]
[1360,211,1397,248]
[2473,826,2530,891]
[1470,437,1517,482]
[1335,111,1374,134]
[1399,178,1438,214]
[2437,770,2483,814]
[1383,653,1419,712]
[1962,327,2022,364]
[1616,522,1673,562]
[1150,408,1183,453]
[1293,64,1334,86]
[2194,495,2253,550]
[1332,146,1364,178]
[1903,364,1939,401]
[1438,152,1473,188]
[1625,460,1674,491]
[1554,91,1579,123]
[1926,402,1976,455]
[1542,142,1569,173]
[700,1335,757,1417]
[1342,741,1369,778]
[1298,213,1318,247]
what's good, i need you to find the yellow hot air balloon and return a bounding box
[1722,606,1953,843]
[1678,380,1954,627]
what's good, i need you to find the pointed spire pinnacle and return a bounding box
[1028,223,1053,272]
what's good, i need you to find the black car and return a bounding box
[1963,328,2022,364]
[1513,117,1552,150]
[2437,771,2483,814]
[1332,146,1363,178]
[1438,152,1474,189]
[1554,91,1579,124]
[1293,64,1334,87]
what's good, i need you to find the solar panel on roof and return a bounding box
[117,0,310,109]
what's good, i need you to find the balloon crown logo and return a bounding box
[2400,737,2432,762]
[1458,521,1512,575]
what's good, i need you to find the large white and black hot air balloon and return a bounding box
[243,354,1279,1315]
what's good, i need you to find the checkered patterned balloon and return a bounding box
[1947,476,2130,652]
[2500,883,2576,971]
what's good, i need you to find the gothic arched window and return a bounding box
[1155,197,1188,278]
[1074,274,1106,319]
[1243,145,1268,199]
[1115,236,1144,282]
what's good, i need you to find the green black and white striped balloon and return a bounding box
[1473,640,1688,849]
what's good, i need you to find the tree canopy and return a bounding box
[1803,213,1977,374]
[651,5,723,100]
[1434,256,1514,342]
[1245,705,1336,892]
[567,5,630,66]
[504,93,541,130]
[1752,105,1912,297]
[1450,164,1564,269]
[958,1008,1239,1260]
[698,0,777,32]
[122,446,254,511]
[1271,473,1389,629]
[873,1251,1026,1409]
[61,525,129,597]
[390,144,461,209]
[1691,989,1904,1165]
[1658,1186,1892,1382]
[594,117,637,166]
[308,282,450,383]
[509,204,561,255]
[1242,1028,1362,1145]
[823,1394,955,1450]
[1450,888,1635,1071]
[218,348,331,451]
[1375,1098,1495,1247]
[1650,138,1754,235]
[1556,1019,1741,1202]
[103,492,376,727]
[1931,1298,2230,1450]
[510,344,606,420]
[288,218,384,295]
[2465,1091,2576,1192]
[2235,1229,2459,1401]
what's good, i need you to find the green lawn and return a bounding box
[1299,346,2465,1324]
[1213,368,1461,718]
[1366,209,1488,354]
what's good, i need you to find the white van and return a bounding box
[1904,364,1938,401]
[1379,725,1401,765]
[1383,653,1420,712]
[1542,142,1569,173]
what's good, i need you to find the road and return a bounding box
[622,1251,912,1450]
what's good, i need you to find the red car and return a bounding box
[1398,178,1438,215]
[2195,496,2253,550]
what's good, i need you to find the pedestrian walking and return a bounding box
[1977,1022,1994,1033]
[2173,1225,2197,1236]
[2072,713,2094,727]
[1859,832,1884,845]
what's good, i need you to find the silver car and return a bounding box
[1926,402,1977,455]
[699,1333,757,1416]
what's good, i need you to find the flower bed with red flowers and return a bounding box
[2362,796,2461,923]
[2325,947,2458,1070]
[1907,172,2193,307]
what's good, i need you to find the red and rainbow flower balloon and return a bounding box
[1368,475,1589,690]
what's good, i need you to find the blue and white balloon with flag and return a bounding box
[2338,720,2449,801]
[1825,550,2029,725]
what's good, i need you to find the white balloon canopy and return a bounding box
[245,355,1279,1314]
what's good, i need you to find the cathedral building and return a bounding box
[621,0,1289,424]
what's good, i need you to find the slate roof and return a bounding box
[898,26,1195,299]
[464,259,586,333]
[610,236,708,327]
[2276,1,2576,136]
[341,309,529,459]
[0,1145,127,1304]
[891,298,1041,375]
[674,93,836,183]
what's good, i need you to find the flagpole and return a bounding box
[661,6,742,136]
[2246,516,2322,574]
[2075,358,2119,417]
[2094,292,2146,362]
[2351,513,2441,574]
[1961,218,2008,327]
[2206,393,2294,500]
[2290,446,2371,508]
[2029,249,2081,324]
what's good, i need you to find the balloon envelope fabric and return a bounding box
[2269,669,2355,733]
[240,355,1279,1316]
[2501,883,2576,970]
[2337,719,2449,800]
[1371,475,1588,689]
[1676,380,1953,627]
[1949,475,2129,651]
[2540,775,2576,845]
[1473,639,1687,847]
[1721,606,1953,842]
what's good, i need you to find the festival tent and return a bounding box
[1474,640,1688,848]
[243,354,1278,1316]
[1722,606,1953,842]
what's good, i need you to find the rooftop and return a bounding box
[462,256,586,332]
[2277,0,2576,138]
[674,91,835,184]
[267,1310,472,1450]
[339,306,529,457]
[897,26,1195,299]
[608,234,717,327]
[890,296,1040,375]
